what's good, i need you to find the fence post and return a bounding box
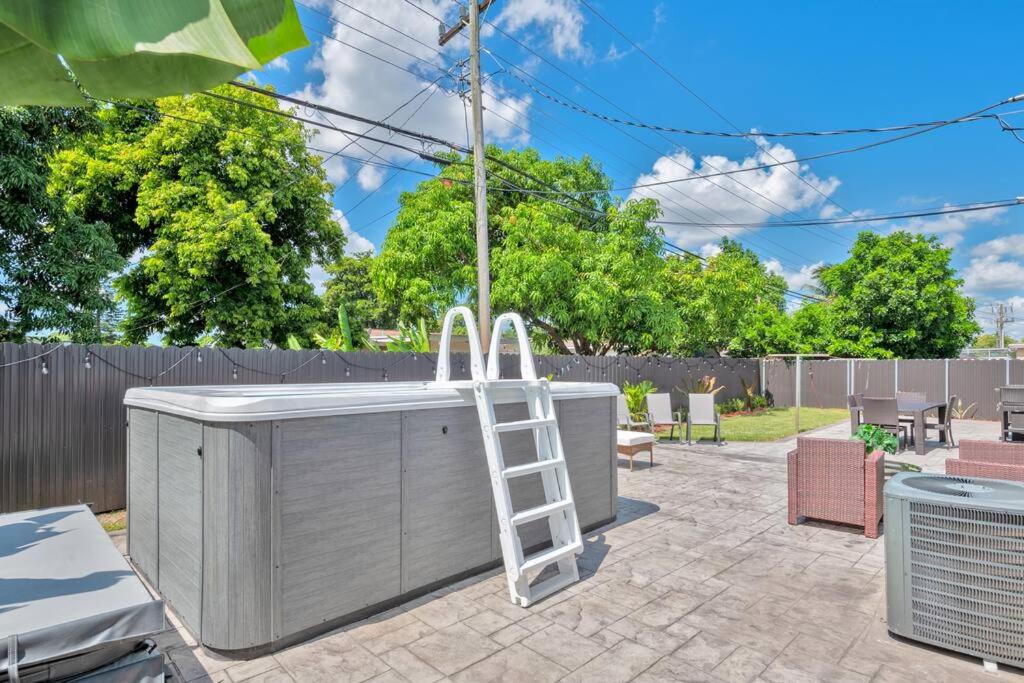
[759,358,765,396]
[795,356,802,434]
[894,358,899,392]
[942,358,950,401]
[846,359,851,398]
[1008,358,1012,386]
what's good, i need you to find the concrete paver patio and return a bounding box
[145,418,1022,682]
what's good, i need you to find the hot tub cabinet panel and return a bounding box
[125,381,617,655]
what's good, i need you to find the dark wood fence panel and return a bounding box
[0,342,758,514]
[802,361,849,408]
[896,360,946,403]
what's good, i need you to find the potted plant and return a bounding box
[852,424,899,455]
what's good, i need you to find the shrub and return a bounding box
[622,380,655,419]
[716,398,745,415]
[853,424,899,456]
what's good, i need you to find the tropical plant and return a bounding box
[716,398,745,415]
[853,423,900,456]
[314,304,370,352]
[622,380,655,419]
[385,319,430,353]
[676,375,726,396]
[1,1,308,105]
[951,398,978,419]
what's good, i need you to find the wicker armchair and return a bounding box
[787,437,885,538]
[946,439,1024,481]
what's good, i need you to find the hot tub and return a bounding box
[124,379,619,656]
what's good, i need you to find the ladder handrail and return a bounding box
[435,306,486,382]
[486,312,537,381]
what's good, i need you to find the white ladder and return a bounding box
[435,307,583,606]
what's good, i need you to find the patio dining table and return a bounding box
[850,399,947,455]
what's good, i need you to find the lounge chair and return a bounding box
[616,393,647,431]
[685,393,722,444]
[646,392,682,440]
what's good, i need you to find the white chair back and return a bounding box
[616,394,631,424]
[688,393,717,425]
[647,393,673,423]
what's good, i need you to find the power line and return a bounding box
[506,73,1024,139]
[651,198,1024,229]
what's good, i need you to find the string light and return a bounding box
[197,350,203,363]
[84,353,92,370]
[232,366,238,380]
[383,369,389,381]
[345,366,351,377]
[321,353,327,365]
[41,359,49,375]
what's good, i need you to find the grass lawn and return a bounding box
[657,407,849,442]
[97,508,126,532]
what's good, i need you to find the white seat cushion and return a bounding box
[617,430,654,446]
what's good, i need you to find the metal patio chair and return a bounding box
[646,392,683,440]
[685,393,722,444]
[616,393,647,431]
[862,397,910,451]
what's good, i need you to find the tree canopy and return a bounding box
[663,239,788,356]
[372,147,679,354]
[49,84,341,347]
[730,231,979,359]
[0,106,124,342]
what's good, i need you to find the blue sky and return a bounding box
[251,0,1024,339]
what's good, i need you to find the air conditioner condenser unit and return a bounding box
[885,472,1024,670]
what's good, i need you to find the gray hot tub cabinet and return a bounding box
[124,381,619,656]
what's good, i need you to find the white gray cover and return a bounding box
[0,505,165,679]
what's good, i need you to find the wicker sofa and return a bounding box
[946,439,1024,481]
[787,437,885,538]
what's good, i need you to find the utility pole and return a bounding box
[440,1,495,347]
[992,303,1016,348]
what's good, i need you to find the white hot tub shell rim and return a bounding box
[123,380,620,422]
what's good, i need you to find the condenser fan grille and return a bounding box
[907,501,1024,667]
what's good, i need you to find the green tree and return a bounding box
[732,231,979,358]
[321,251,394,336]
[664,239,788,356]
[0,106,125,342]
[50,84,341,347]
[973,332,1016,349]
[372,147,678,354]
[815,231,979,358]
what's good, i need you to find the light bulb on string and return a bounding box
[84,353,92,370]
[383,370,389,381]
[321,353,327,365]
[232,366,238,380]
[345,366,351,377]
[41,359,49,375]
[197,350,203,364]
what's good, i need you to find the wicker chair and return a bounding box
[946,439,1024,481]
[787,437,885,538]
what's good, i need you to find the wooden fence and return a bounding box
[0,342,758,513]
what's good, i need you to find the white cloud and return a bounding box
[333,209,376,255]
[765,259,823,293]
[890,204,1007,248]
[962,254,1024,294]
[293,0,531,188]
[628,139,840,248]
[698,242,722,259]
[263,56,290,72]
[356,164,386,191]
[971,234,1024,258]
[493,0,590,61]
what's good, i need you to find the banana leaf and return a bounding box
[0,0,307,105]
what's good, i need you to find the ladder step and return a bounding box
[511,499,574,526]
[519,540,583,575]
[501,459,563,480]
[522,566,580,606]
[493,417,557,433]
